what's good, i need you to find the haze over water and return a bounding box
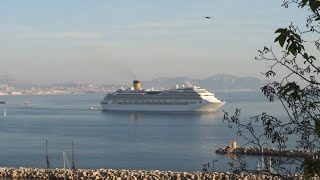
[0,92,286,171]
[0,1,305,173]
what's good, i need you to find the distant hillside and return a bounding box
[142,74,268,91]
[0,74,268,92]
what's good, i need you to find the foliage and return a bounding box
[213,0,320,178]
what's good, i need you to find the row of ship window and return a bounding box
[108,96,203,99]
[113,92,208,96]
[110,100,202,105]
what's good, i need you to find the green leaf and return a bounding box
[288,44,297,55]
[302,158,320,178]
[293,33,302,41]
[278,82,304,101]
[275,28,284,33]
[309,0,320,12]
[316,120,320,137]
[299,0,308,7]
[275,28,287,34]
[279,33,287,47]
[309,55,316,61]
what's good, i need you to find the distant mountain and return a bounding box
[142,74,268,92]
[0,74,268,92]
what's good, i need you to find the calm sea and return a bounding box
[0,92,287,172]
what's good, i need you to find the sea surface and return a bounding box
[0,92,289,172]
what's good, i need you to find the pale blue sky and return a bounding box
[0,1,306,84]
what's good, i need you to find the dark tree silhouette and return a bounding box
[211,0,320,179]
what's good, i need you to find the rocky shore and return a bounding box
[0,167,311,180]
[216,146,319,157]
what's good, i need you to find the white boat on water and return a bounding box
[101,80,225,112]
[89,106,102,110]
[24,101,31,105]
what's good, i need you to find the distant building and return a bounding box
[0,84,14,91]
[9,91,22,95]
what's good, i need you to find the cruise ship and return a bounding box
[101,80,225,112]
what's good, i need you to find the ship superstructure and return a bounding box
[101,80,225,112]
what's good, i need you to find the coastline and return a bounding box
[0,167,307,180]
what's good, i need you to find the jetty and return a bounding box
[216,139,319,157]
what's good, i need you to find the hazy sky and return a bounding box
[0,1,307,85]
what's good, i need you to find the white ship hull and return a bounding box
[101,101,225,112]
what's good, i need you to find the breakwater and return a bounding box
[0,167,309,180]
[216,146,319,157]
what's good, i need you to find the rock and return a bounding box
[0,167,308,179]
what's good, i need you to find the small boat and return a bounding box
[24,100,31,105]
[0,101,8,104]
[89,106,102,110]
